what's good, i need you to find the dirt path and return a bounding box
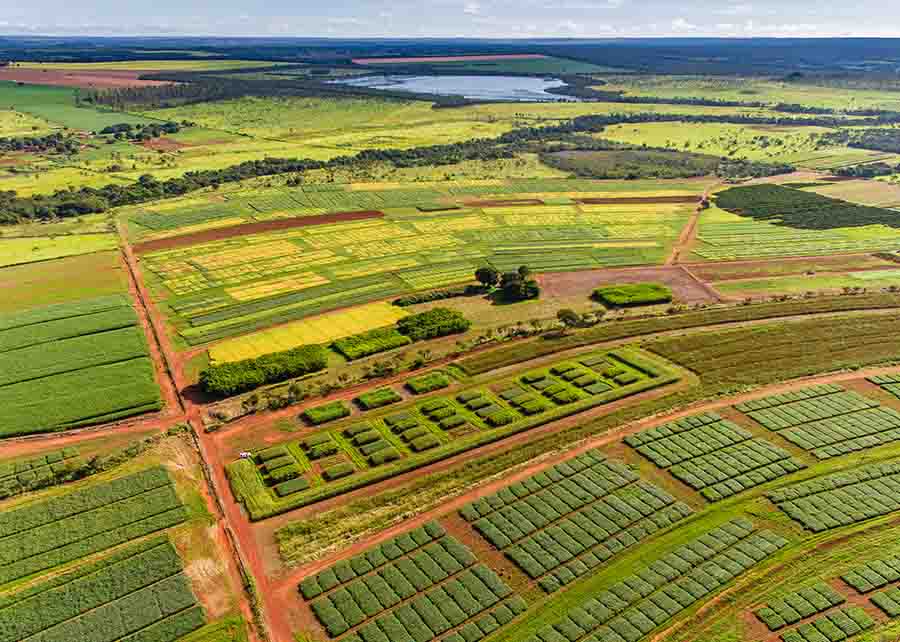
[666,185,715,265]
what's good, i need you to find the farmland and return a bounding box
[11,35,900,642]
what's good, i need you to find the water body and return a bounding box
[331,74,576,102]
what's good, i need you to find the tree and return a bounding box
[500,269,540,302]
[517,265,532,280]
[557,309,581,332]
[475,266,500,287]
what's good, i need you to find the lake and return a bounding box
[330,74,576,102]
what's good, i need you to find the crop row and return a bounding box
[778,406,900,459]
[739,389,878,432]
[0,468,186,585]
[768,460,900,503]
[755,582,846,631]
[0,294,130,332]
[734,384,844,413]
[0,447,78,483]
[623,411,723,448]
[310,564,515,640]
[299,522,454,600]
[0,305,137,354]
[870,374,900,400]
[842,555,900,593]
[523,519,789,642]
[768,463,900,532]
[779,607,874,642]
[669,439,804,501]
[627,414,754,468]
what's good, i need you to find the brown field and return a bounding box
[132,210,385,254]
[352,54,548,65]
[141,137,191,152]
[0,67,173,88]
[538,265,719,304]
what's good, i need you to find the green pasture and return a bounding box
[0,82,152,130]
[0,233,119,268]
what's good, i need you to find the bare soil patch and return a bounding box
[133,210,384,254]
[537,266,717,305]
[141,137,191,152]
[0,68,173,89]
[352,54,548,65]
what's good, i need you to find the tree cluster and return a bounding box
[0,131,80,155]
[99,121,190,141]
[199,345,328,397]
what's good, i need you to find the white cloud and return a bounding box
[463,1,482,15]
[671,17,697,31]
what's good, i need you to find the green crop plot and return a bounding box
[514,518,788,642]
[768,460,900,532]
[460,449,693,592]
[0,446,79,498]
[0,295,161,436]
[625,412,806,501]
[0,467,187,586]
[298,520,524,641]
[736,385,900,459]
[0,536,204,642]
[869,374,900,400]
[0,82,152,130]
[842,555,900,593]
[227,348,679,520]
[778,606,874,642]
[755,583,847,631]
[0,233,119,268]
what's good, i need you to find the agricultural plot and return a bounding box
[226,348,679,519]
[767,460,900,532]
[778,607,875,642]
[0,295,162,437]
[755,583,847,631]
[692,206,900,261]
[298,520,524,641]
[0,467,187,586]
[138,183,695,346]
[736,385,900,459]
[625,412,805,501]
[208,302,409,364]
[459,449,693,592]
[870,374,900,401]
[0,536,204,642]
[0,233,118,268]
[520,518,788,642]
[0,446,79,498]
[842,555,900,593]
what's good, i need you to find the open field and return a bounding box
[0,81,152,130]
[713,268,900,298]
[0,295,161,436]
[0,233,119,267]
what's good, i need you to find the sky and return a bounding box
[3,0,900,38]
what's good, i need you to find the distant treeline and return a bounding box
[0,109,816,224]
[0,132,80,154]
[834,162,900,178]
[99,121,191,141]
[821,128,900,155]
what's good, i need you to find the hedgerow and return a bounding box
[303,401,351,426]
[397,308,471,342]
[406,371,451,395]
[332,327,412,361]
[200,345,327,397]
[355,388,403,411]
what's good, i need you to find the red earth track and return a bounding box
[132,210,384,254]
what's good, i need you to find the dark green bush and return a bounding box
[593,283,673,307]
[303,401,351,425]
[199,345,328,397]
[332,327,412,360]
[396,308,471,342]
[323,463,355,481]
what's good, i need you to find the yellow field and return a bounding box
[208,302,410,364]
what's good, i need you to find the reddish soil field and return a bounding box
[133,210,384,254]
[576,195,701,205]
[352,54,547,65]
[537,265,719,305]
[141,137,191,152]
[0,68,173,88]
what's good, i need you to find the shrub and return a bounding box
[593,283,673,307]
[275,477,310,497]
[303,401,350,425]
[323,463,355,481]
[268,464,301,484]
[200,345,328,397]
[355,388,402,410]
[359,440,390,456]
[393,285,486,307]
[344,423,373,437]
[421,399,450,413]
[309,443,338,460]
[406,371,451,395]
[352,430,382,446]
[396,308,471,342]
[410,434,441,452]
[369,448,402,466]
[257,446,289,461]
[439,415,467,429]
[332,327,412,360]
[301,433,331,449]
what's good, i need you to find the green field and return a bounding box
[0,81,152,130]
[0,233,119,267]
[0,295,162,436]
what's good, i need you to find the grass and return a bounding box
[713,269,900,297]
[0,234,118,267]
[208,302,409,364]
[0,251,126,314]
[0,81,152,130]
[0,108,53,136]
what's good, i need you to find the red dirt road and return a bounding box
[133,210,384,254]
[0,67,173,88]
